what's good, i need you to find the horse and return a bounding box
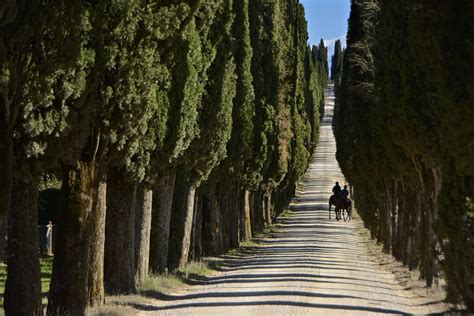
[329,195,352,221]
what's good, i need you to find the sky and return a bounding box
[300,0,351,52]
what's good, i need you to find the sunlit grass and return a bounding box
[240,240,260,247]
[0,256,53,311]
[137,273,185,294]
[137,260,214,295]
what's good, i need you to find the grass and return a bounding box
[137,273,185,294]
[0,256,53,312]
[137,261,215,294]
[239,240,260,247]
[278,209,293,218]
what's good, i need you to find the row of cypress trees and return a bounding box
[0,0,328,314]
[334,0,474,310]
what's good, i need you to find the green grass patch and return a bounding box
[137,261,215,295]
[0,256,53,308]
[239,240,260,247]
[178,261,213,278]
[279,209,293,218]
[137,273,185,294]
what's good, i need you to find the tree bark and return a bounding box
[240,190,252,241]
[263,191,272,227]
[202,186,224,257]
[168,169,198,270]
[104,168,136,294]
[229,187,240,248]
[134,184,153,283]
[179,185,196,269]
[421,167,441,286]
[0,127,13,217]
[191,193,203,261]
[87,174,107,306]
[0,211,7,264]
[390,181,398,253]
[251,190,264,234]
[394,183,406,262]
[149,166,176,274]
[4,166,42,315]
[48,161,97,315]
[0,128,13,264]
[408,190,422,270]
[381,181,392,253]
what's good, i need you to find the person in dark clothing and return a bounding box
[332,182,341,195]
[341,185,349,199]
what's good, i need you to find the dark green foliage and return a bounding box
[318,39,329,86]
[286,2,311,185]
[331,40,344,91]
[223,0,257,188]
[335,0,474,309]
[2,0,329,310]
[247,0,325,215]
[305,45,322,146]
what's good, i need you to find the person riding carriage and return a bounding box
[329,182,352,221]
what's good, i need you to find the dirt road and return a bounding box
[134,85,449,315]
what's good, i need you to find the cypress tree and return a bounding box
[46,0,164,312]
[168,0,237,270]
[195,0,256,257]
[1,2,94,314]
[305,44,323,147]
[146,2,207,274]
[336,1,474,309]
[331,39,344,91]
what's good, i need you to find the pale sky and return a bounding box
[300,0,351,45]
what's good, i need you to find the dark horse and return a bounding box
[329,195,352,221]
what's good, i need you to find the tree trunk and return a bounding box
[134,184,153,283]
[421,167,441,286]
[0,211,7,264]
[263,191,272,227]
[0,128,13,264]
[48,161,98,315]
[408,190,422,270]
[4,166,42,315]
[202,186,224,257]
[179,185,196,269]
[104,168,136,294]
[381,181,392,253]
[390,182,398,253]
[240,190,252,241]
[168,175,197,270]
[191,193,203,261]
[88,174,107,306]
[228,187,240,249]
[0,127,13,217]
[251,190,264,234]
[394,183,406,262]
[149,166,176,274]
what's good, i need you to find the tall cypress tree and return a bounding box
[168,0,237,270]
[46,0,164,312]
[1,2,94,314]
[331,39,344,91]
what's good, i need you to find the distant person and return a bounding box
[332,182,341,195]
[341,185,349,201]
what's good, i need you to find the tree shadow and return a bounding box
[127,300,410,315]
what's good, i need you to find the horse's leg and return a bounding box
[329,202,332,219]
